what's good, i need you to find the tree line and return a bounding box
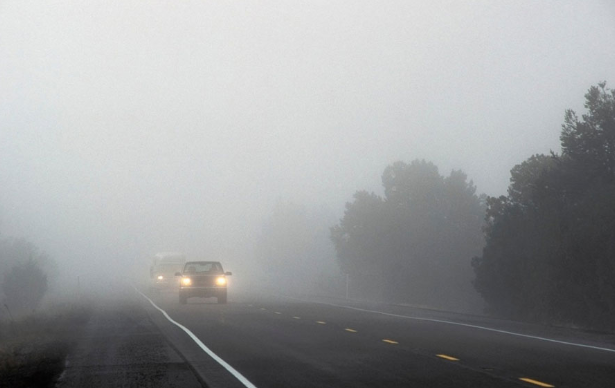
[253,83,614,329]
[330,161,486,312]
[473,82,615,329]
[329,82,615,329]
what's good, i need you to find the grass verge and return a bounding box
[0,303,92,388]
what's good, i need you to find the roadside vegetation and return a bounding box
[330,160,486,312]
[323,82,615,330]
[0,303,91,388]
[0,237,57,315]
[473,82,615,330]
[0,234,91,386]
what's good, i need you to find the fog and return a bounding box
[1,1,614,303]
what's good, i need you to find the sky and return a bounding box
[1,0,614,277]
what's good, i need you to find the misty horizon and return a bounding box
[1,1,614,282]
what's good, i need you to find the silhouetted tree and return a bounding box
[561,82,615,182]
[473,82,615,329]
[0,237,55,313]
[3,259,48,312]
[331,191,387,298]
[332,160,485,311]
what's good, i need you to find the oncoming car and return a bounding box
[175,261,232,304]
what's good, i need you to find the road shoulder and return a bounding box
[56,295,204,388]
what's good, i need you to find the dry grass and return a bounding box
[0,303,91,388]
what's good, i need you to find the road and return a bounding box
[57,295,205,388]
[142,290,615,388]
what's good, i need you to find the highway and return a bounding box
[142,290,615,388]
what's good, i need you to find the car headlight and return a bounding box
[181,277,192,286]
[216,276,226,286]
[157,275,164,280]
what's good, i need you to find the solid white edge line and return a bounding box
[134,287,258,388]
[285,296,615,354]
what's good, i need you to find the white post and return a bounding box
[345,273,349,299]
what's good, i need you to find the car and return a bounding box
[149,252,186,293]
[176,261,232,304]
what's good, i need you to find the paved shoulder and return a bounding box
[57,297,204,388]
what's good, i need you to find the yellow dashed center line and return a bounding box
[436,354,459,361]
[519,378,555,387]
[250,304,557,388]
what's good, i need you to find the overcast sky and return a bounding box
[1,1,614,275]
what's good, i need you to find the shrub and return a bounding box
[2,260,48,312]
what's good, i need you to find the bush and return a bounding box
[2,260,48,312]
[0,303,92,388]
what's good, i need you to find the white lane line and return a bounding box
[135,288,258,388]
[519,377,555,387]
[285,296,615,354]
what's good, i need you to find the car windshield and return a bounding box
[183,262,222,274]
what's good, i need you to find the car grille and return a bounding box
[191,276,218,287]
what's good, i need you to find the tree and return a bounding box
[330,191,388,298]
[332,160,486,311]
[561,82,615,182]
[0,237,55,313]
[473,83,615,329]
[3,259,48,312]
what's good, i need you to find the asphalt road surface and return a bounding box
[141,289,615,388]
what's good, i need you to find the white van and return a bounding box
[149,252,186,292]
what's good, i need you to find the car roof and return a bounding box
[184,261,221,265]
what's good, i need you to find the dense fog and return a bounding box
[1,1,614,314]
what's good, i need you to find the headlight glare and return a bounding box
[216,277,226,286]
[157,275,164,280]
[181,277,192,286]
